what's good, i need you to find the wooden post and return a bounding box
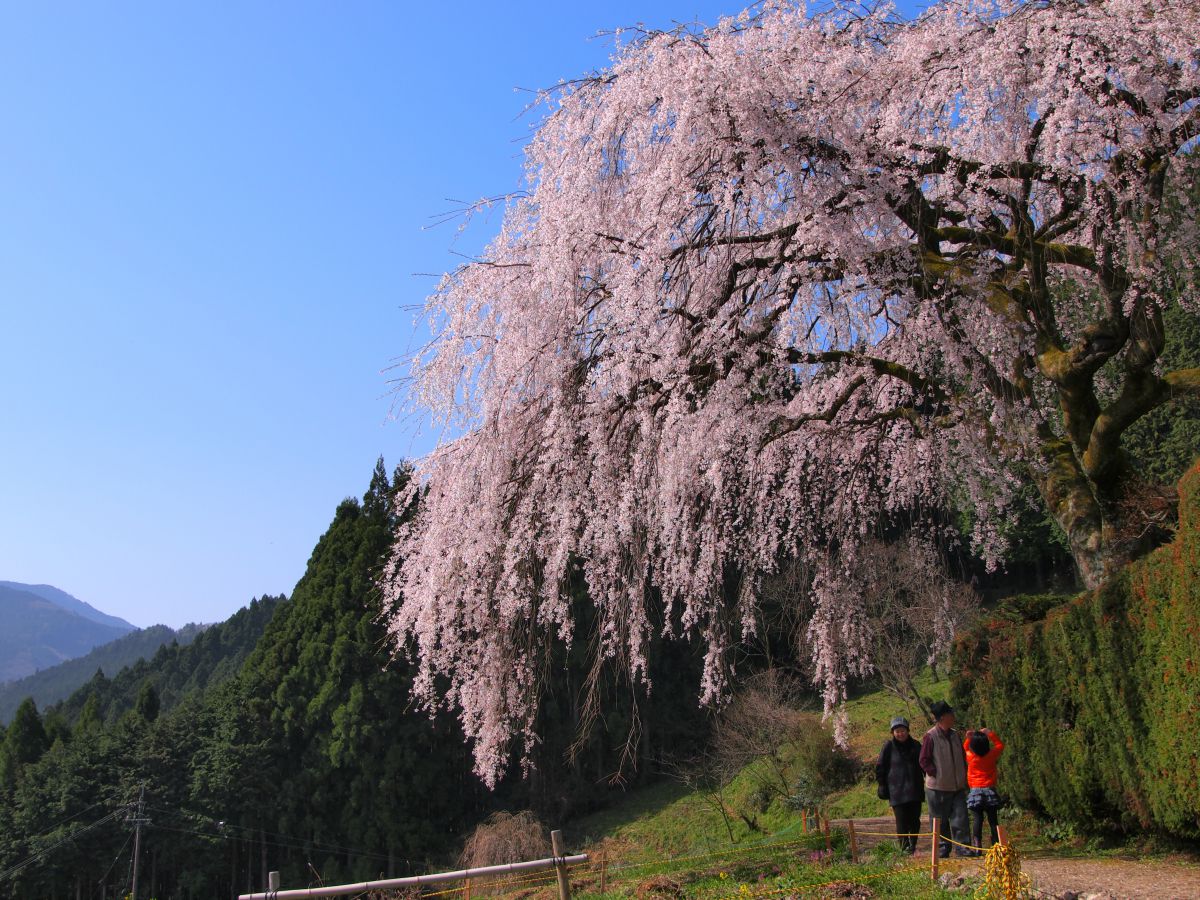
[463,878,471,900]
[996,825,1009,848]
[551,830,572,900]
[822,815,831,853]
[599,852,607,894]
[847,820,858,864]
[801,809,808,834]
[930,819,941,881]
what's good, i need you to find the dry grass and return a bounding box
[459,811,554,895]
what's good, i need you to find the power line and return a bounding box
[0,809,123,882]
[148,822,395,864]
[95,828,135,893]
[146,802,398,860]
[144,803,404,866]
[22,799,111,841]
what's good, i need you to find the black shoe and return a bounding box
[938,849,951,859]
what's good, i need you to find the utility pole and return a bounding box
[126,786,151,900]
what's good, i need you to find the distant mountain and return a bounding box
[0,585,132,683]
[51,594,283,726]
[0,581,135,632]
[0,622,205,723]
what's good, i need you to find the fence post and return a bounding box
[801,809,808,834]
[267,871,279,898]
[847,819,858,863]
[551,830,573,900]
[464,877,472,900]
[996,825,1009,848]
[822,815,831,854]
[930,819,941,881]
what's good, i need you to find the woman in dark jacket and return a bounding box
[875,716,924,853]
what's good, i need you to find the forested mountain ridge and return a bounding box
[0,459,710,899]
[0,582,134,633]
[0,624,205,724]
[47,596,281,729]
[0,586,132,683]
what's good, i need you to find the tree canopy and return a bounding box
[387,0,1200,784]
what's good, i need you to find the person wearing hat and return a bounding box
[874,716,924,853]
[919,700,971,858]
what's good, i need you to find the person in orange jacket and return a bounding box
[964,727,1004,852]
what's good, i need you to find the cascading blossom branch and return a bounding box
[386,0,1200,785]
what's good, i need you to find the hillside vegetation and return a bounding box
[48,597,279,728]
[0,461,710,899]
[551,673,956,900]
[0,624,204,724]
[953,460,1200,840]
[0,585,131,683]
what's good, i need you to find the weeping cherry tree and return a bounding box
[386,0,1200,784]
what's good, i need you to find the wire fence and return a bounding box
[243,813,1031,900]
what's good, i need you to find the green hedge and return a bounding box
[952,461,1200,838]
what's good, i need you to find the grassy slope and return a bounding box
[825,668,947,819]
[563,672,956,898]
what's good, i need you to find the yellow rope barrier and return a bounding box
[419,861,587,898]
[417,817,1027,900]
[942,838,980,851]
[846,830,931,838]
[598,834,821,877]
[711,861,930,900]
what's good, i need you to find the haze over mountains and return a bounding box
[0,581,135,683]
[0,622,206,723]
[0,581,135,631]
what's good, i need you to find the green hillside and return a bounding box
[0,586,131,683]
[48,595,281,727]
[0,459,713,899]
[0,623,203,724]
[553,673,956,900]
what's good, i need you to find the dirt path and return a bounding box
[827,817,1200,899]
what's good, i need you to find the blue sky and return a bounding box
[0,1,923,629]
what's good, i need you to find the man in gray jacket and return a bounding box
[919,700,972,858]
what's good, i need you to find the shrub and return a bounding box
[951,460,1200,839]
[459,810,550,869]
[786,722,858,811]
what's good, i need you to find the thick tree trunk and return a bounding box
[1034,437,1117,590]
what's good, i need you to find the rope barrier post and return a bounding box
[822,815,831,854]
[801,809,808,834]
[930,819,940,882]
[996,824,1009,848]
[551,830,572,900]
[847,820,858,864]
[464,876,471,900]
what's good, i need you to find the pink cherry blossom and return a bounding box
[385,0,1200,785]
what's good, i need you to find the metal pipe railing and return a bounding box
[238,852,589,900]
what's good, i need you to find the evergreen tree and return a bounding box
[135,680,161,723]
[5,699,49,770]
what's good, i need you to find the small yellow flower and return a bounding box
[719,872,728,880]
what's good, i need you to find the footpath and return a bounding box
[829,817,1200,900]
